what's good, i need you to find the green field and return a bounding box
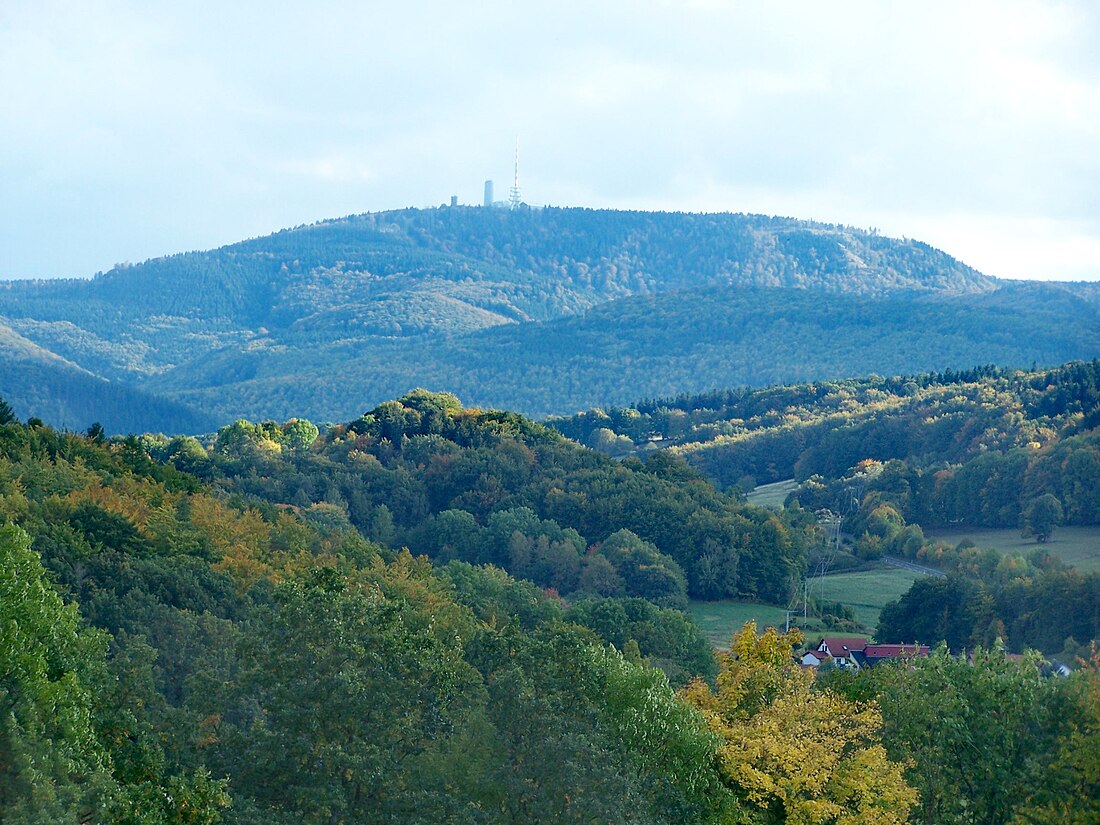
[746,479,798,509]
[925,525,1100,573]
[687,600,803,648]
[690,564,930,648]
[812,567,926,630]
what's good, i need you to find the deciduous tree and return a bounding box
[683,622,916,824]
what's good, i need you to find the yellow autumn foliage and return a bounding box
[683,622,917,824]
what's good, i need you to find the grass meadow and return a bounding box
[811,566,926,630]
[925,525,1100,573]
[687,600,799,648]
[687,525,1100,648]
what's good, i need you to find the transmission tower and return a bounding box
[509,136,522,209]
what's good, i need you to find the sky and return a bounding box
[2,1,1099,282]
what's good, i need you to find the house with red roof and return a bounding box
[813,637,868,668]
[805,638,930,669]
[861,643,930,666]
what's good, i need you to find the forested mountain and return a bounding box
[156,280,1100,423]
[5,206,1096,432]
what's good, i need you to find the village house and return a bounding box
[861,643,931,666]
[800,649,829,667]
[812,637,868,668]
[804,637,930,669]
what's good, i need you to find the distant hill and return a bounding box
[0,319,216,434]
[549,359,1100,486]
[1,206,1095,431]
[150,281,1100,423]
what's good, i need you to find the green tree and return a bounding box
[1009,647,1100,824]
[876,576,978,651]
[0,397,16,426]
[855,646,1065,825]
[589,645,735,823]
[281,418,319,451]
[1021,493,1064,543]
[0,524,111,822]
[599,529,688,608]
[203,568,482,823]
[576,553,625,597]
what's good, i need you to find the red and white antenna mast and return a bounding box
[509,136,522,209]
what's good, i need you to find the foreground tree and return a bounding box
[199,567,484,824]
[682,622,916,824]
[1009,646,1100,825]
[0,524,110,821]
[0,524,230,825]
[824,645,1073,825]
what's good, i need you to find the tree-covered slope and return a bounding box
[1,402,1096,824]
[551,359,1100,493]
[0,408,744,824]
[185,390,813,605]
[153,280,1100,423]
[0,319,215,434]
[550,361,1100,655]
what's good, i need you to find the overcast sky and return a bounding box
[2,1,1099,281]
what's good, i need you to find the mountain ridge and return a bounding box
[0,206,1094,432]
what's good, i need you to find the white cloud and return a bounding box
[901,214,1100,281]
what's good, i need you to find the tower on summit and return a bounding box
[509,136,522,209]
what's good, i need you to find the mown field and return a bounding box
[745,479,798,509]
[687,600,807,648]
[925,525,1100,573]
[690,528,1100,649]
[687,599,869,649]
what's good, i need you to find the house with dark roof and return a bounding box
[800,650,829,668]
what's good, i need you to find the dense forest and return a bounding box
[552,360,1100,492]
[155,389,813,606]
[2,207,1099,430]
[152,281,1100,424]
[2,392,1100,823]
